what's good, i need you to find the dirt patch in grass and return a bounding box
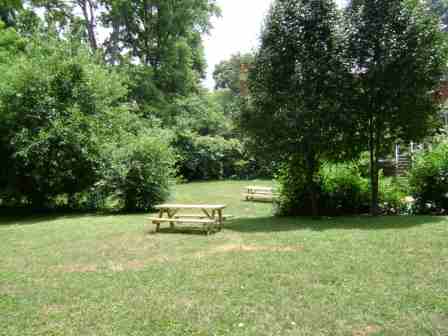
[0,285,17,296]
[196,244,303,257]
[53,258,166,273]
[352,325,382,336]
[55,264,98,273]
[41,304,65,316]
[108,260,147,272]
[428,313,448,331]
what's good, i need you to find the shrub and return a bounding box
[0,34,128,208]
[320,162,370,215]
[0,32,176,211]
[98,132,175,212]
[277,159,408,216]
[173,131,244,181]
[409,142,448,214]
[379,176,408,215]
[275,161,315,216]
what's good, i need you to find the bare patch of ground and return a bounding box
[52,257,168,273]
[196,243,303,257]
[0,285,17,296]
[41,304,65,316]
[54,264,98,273]
[352,325,382,336]
[108,260,147,272]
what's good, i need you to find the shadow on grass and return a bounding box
[0,213,101,226]
[152,227,210,236]
[0,207,151,227]
[225,215,447,233]
[2,210,446,234]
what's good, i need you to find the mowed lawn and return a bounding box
[1,181,448,336]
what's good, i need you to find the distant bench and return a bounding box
[243,186,279,202]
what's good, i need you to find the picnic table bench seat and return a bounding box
[243,186,279,202]
[173,214,234,220]
[147,217,217,224]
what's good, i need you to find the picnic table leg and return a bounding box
[201,209,213,235]
[218,210,223,231]
[167,209,178,229]
[211,210,217,233]
[246,188,253,201]
[155,209,164,232]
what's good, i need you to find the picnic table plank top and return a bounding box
[245,186,275,190]
[155,204,226,210]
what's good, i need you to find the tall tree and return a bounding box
[0,0,22,27]
[101,0,219,96]
[213,53,254,94]
[241,0,353,216]
[345,0,448,215]
[76,0,99,50]
[27,0,75,32]
[211,53,254,119]
[428,0,448,31]
[20,1,99,51]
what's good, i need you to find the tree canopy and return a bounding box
[345,0,448,214]
[241,0,354,216]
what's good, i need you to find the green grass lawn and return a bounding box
[1,180,448,336]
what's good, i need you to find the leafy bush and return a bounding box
[379,176,408,215]
[0,33,129,208]
[170,95,230,136]
[0,32,175,211]
[173,131,244,181]
[320,162,370,215]
[97,132,175,212]
[409,142,448,214]
[275,161,316,216]
[277,159,408,216]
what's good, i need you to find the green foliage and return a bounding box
[345,0,448,214]
[0,21,25,62]
[242,0,356,216]
[211,53,254,123]
[101,0,219,96]
[320,162,370,215]
[277,160,368,216]
[277,159,407,216]
[0,0,21,27]
[98,131,175,212]
[173,131,244,181]
[409,142,448,214]
[213,52,254,94]
[0,34,118,206]
[379,176,409,215]
[169,94,230,136]
[0,32,174,210]
[428,0,448,31]
[209,89,241,119]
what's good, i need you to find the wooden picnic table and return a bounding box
[244,186,278,201]
[245,186,275,192]
[148,204,227,234]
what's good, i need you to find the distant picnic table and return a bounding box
[243,186,279,202]
[148,204,228,234]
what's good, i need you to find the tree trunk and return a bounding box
[78,0,98,51]
[369,118,380,216]
[305,154,319,218]
[370,151,379,216]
